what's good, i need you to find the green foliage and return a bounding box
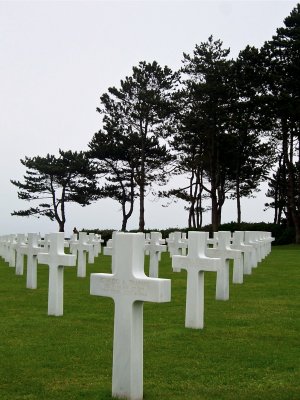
[92,60,179,231]
[168,36,275,230]
[212,222,295,245]
[82,223,295,245]
[0,246,299,399]
[88,129,137,231]
[11,150,100,232]
[259,4,300,241]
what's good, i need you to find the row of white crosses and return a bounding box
[172,230,274,330]
[0,232,104,316]
[93,229,273,399]
[0,230,274,400]
[0,231,171,400]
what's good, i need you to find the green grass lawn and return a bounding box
[0,244,299,400]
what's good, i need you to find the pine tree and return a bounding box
[11,150,100,232]
[94,61,178,231]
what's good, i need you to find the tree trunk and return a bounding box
[211,190,219,232]
[188,171,196,228]
[139,130,146,232]
[121,218,127,232]
[236,173,241,227]
[58,221,64,232]
[139,185,145,232]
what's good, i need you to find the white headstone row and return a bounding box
[101,229,274,283]
[0,232,105,314]
[0,230,274,400]
[91,230,273,400]
[172,230,274,331]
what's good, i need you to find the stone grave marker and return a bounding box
[14,234,27,275]
[87,233,96,264]
[38,233,76,316]
[8,234,17,267]
[144,232,167,278]
[145,233,151,255]
[69,233,79,255]
[23,233,43,289]
[39,233,51,253]
[181,232,187,256]
[90,232,171,400]
[93,234,104,257]
[207,231,243,287]
[263,231,274,255]
[244,231,260,269]
[104,238,113,255]
[231,231,254,275]
[72,232,93,278]
[103,231,118,273]
[166,231,184,257]
[0,235,4,259]
[0,235,8,261]
[172,231,222,329]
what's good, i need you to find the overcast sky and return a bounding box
[0,0,298,236]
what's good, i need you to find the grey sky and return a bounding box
[0,0,297,235]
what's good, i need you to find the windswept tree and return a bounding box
[227,46,275,225]
[261,4,300,242]
[265,154,288,224]
[170,37,235,231]
[163,97,209,229]
[94,60,179,231]
[11,150,100,232]
[168,38,274,229]
[88,128,137,231]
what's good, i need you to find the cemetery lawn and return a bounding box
[0,245,299,400]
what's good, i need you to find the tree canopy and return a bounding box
[90,60,179,231]
[11,150,100,232]
[10,4,300,241]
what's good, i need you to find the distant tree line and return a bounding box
[11,4,300,242]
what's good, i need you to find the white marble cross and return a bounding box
[14,234,27,275]
[104,238,113,255]
[262,231,274,255]
[72,232,93,277]
[144,232,167,278]
[39,233,51,253]
[90,232,171,400]
[231,231,254,275]
[144,233,151,255]
[87,233,96,263]
[0,236,5,259]
[166,231,187,257]
[0,235,6,261]
[207,231,243,286]
[253,231,271,260]
[244,231,260,269]
[8,234,17,267]
[103,231,117,273]
[69,233,79,255]
[172,231,222,329]
[93,234,104,256]
[24,233,42,289]
[38,233,76,316]
[181,232,188,255]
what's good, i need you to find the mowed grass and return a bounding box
[0,244,299,400]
